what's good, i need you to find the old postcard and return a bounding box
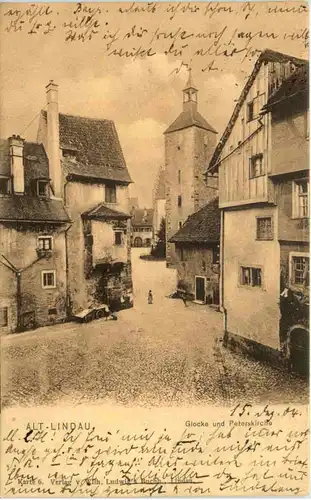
[0,1,309,497]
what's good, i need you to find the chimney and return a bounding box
[9,135,25,194]
[46,80,62,198]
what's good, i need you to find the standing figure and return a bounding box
[148,290,153,304]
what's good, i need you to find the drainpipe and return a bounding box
[63,180,73,318]
[64,224,72,317]
[220,210,228,347]
[16,271,22,331]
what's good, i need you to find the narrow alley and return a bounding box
[1,249,308,409]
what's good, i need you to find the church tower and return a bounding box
[164,70,218,267]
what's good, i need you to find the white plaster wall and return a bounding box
[223,206,281,350]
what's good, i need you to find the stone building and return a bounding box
[37,81,133,315]
[164,70,218,267]
[131,208,154,247]
[169,197,220,305]
[152,166,166,241]
[0,137,70,334]
[207,49,308,372]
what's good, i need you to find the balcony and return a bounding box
[36,248,53,259]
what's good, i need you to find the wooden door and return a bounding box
[195,277,205,303]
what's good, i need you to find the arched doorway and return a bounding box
[134,237,143,247]
[287,326,309,376]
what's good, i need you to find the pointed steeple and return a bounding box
[183,65,198,112]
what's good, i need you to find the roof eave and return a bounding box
[82,214,130,221]
[0,218,71,224]
[170,237,219,244]
[164,124,217,135]
[66,173,132,185]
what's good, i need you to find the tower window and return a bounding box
[0,177,10,195]
[178,170,181,184]
[177,195,182,207]
[37,180,48,197]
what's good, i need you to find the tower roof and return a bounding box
[183,67,198,91]
[164,109,217,134]
[165,68,217,135]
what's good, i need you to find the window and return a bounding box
[0,307,8,327]
[178,170,181,184]
[0,177,10,195]
[178,195,182,207]
[256,217,273,240]
[202,260,206,272]
[241,266,262,287]
[105,184,117,203]
[178,220,183,229]
[37,180,48,197]
[293,179,309,218]
[213,245,220,265]
[179,247,185,262]
[42,270,56,289]
[38,236,53,250]
[249,154,264,178]
[290,254,309,287]
[247,101,254,122]
[48,307,57,315]
[114,231,122,246]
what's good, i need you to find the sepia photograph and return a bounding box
[0,1,309,496]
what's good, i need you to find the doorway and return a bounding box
[134,237,143,247]
[195,276,206,303]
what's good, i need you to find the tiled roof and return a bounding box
[169,197,220,244]
[0,139,70,223]
[0,196,71,223]
[82,203,130,220]
[0,140,49,182]
[131,208,153,227]
[265,63,309,109]
[208,49,308,172]
[164,108,217,135]
[42,111,132,184]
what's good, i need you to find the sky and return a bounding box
[0,2,309,206]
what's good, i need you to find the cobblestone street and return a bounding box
[1,249,308,409]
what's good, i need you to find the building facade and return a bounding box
[130,208,154,247]
[164,71,218,267]
[266,63,309,374]
[169,197,220,305]
[37,81,133,315]
[208,50,308,371]
[0,137,70,334]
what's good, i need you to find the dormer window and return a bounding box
[37,180,48,197]
[0,176,10,195]
[62,145,77,160]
